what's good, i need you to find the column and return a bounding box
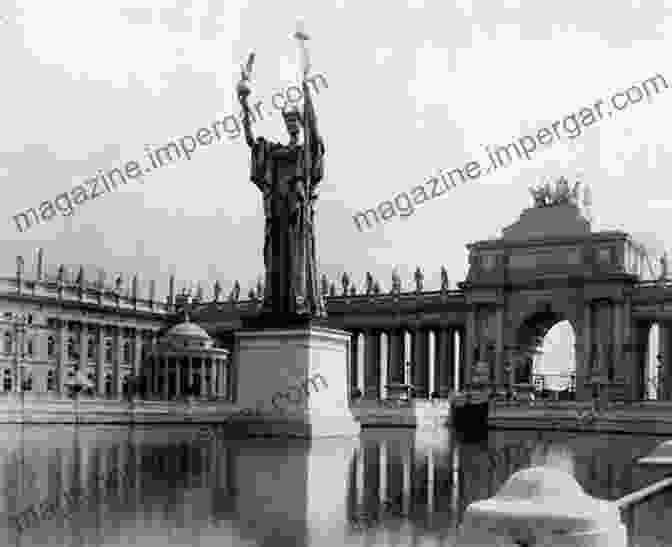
[201,357,206,398]
[662,322,672,400]
[221,360,228,399]
[79,322,88,374]
[458,328,466,391]
[162,357,169,399]
[613,302,624,383]
[112,327,123,397]
[633,322,648,401]
[495,307,505,388]
[176,357,182,398]
[133,330,142,381]
[349,330,359,396]
[579,302,592,402]
[96,326,105,396]
[152,356,159,398]
[623,297,634,402]
[364,329,380,399]
[227,354,235,401]
[435,328,454,398]
[412,328,429,398]
[465,307,476,389]
[188,356,194,396]
[56,319,67,395]
[211,359,218,398]
[387,328,404,387]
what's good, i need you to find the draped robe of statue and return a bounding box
[249,85,325,320]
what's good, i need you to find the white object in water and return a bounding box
[457,465,626,547]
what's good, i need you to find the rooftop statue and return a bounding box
[660,253,669,280]
[365,272,374,295]
[391,268,402,294]
[229,280,241,302]
[529,176,582,208]
[440,266,450,291]
[237,25,325,322]
[414,267,424,293]
[341,272,350,295]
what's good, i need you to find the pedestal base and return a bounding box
[233,326,360,438]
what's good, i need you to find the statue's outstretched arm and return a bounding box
[236,79,257,148]
[240,97,256,148]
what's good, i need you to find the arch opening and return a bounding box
[513,312,577,400]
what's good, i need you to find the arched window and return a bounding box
[47,369,55,391]
[86,373,95,396]
[87,337,95,360]
[22,371,32,392]
[105,340,113,363]
[4,332,12,354]
[123,341,131,364]
[3,369,12,392]
[67,337,76,360]
[47,336,55,357]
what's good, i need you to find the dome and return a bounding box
[166,321,211,340]
[161,320,214,351]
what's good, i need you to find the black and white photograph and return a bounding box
[2,1,672,546]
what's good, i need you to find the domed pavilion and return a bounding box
[142,314,230,400]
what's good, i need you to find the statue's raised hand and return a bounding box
[237,79,251,105]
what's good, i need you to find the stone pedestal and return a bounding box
[233,326,360,438]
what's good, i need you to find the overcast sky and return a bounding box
[2,0,671,301]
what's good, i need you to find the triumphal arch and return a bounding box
[191,178,672,405]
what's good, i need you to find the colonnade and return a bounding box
[50,319,155,397]
[143,354,230,400]
[347,326,466,400]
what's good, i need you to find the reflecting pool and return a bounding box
[1,425,671,546]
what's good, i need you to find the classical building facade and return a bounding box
[190,187,672,405]
[4,186,672,407]
[0,249,230,401]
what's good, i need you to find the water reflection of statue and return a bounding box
[237,40,325,321]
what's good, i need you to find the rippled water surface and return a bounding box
[1,425,671,546]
